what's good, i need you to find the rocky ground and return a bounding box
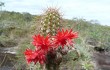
[92,51,110,70]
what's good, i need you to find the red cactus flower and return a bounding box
[24,49,46,65]
[24,49,37,64]
[32,34,52,51]
[53,29,78,48]
[33,50,46,65]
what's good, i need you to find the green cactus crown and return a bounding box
[40,8,62,36]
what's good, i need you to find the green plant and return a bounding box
[40,8,62,36]
[24,8,79,70]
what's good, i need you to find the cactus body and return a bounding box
[40,8,62,36]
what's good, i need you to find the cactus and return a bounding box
[40,8,62,36]
[39,8,62,70]
[32,8,78,70]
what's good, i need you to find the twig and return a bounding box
[0,54,7,67]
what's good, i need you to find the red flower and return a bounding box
[33,50,46,65]
[24,49,46,65]
[24,49,37,64]
[32,34,52,51]
[53,29,78,48]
